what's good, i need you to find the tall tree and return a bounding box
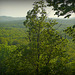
[24,1,48,74]
[24,0,68,75]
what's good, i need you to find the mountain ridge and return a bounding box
[0,16,75,22]
[0,16,26,22]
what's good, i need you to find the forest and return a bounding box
[0,0,75,75]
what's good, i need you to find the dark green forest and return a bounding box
[0,1,75,75]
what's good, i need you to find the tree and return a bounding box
[46,0,75,18]
[24,1,47,74]
[24,0,68,75]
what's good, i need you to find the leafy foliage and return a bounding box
[46,0,75,18]
[64,25,75,41]
[23,0,69,75]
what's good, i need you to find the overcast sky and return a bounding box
[0,0,75,18]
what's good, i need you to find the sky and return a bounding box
[0,0,75,18]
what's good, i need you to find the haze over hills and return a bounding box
[0,16,75,22]
[0,16,26,22]
[0,16,26,28]
[0,16,75,29]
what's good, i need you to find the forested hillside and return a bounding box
[0,16,74,45]
[0,1,75,75]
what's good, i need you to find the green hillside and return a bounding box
[53,18,75,30]
[0,16,75,41]
[0,16,75,75]
[0,16,27,45]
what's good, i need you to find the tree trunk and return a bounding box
[36,24,40,75]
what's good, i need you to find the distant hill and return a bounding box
[0,16,25,22]
[0,16,75,40]
[0,16,75,29]
[52,18,75,31]
[0,16,75,25]
[55,18,75,25]
[0,16,26,28]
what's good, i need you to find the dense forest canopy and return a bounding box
[0,0,75,75]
